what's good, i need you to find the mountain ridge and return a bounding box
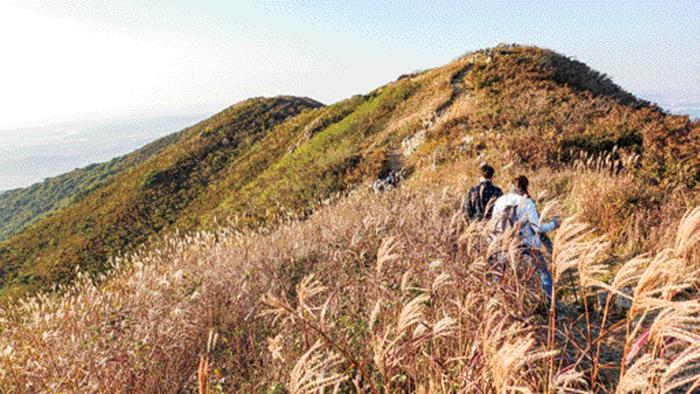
[1,44,700,392]
[0,45,697,301]
[0,95,322,297]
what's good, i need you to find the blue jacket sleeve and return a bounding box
[523,199,556,233]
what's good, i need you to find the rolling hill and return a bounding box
[0,45,698,300]
[0,96,322,297]
[0,127,187,242]
[1,45,700,392]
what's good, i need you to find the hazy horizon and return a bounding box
[0,113,208,190]
[1,0,698,189]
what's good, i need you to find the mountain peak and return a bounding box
[456,44,643,106]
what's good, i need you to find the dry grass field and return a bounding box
[2,154,699,392]
[1,45,699,393]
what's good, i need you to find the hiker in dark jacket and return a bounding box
[463,163,503,221]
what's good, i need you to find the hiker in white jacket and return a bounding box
[491,175,559,249]
[490,175,560,302]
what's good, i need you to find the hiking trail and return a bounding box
[402,57,476,157]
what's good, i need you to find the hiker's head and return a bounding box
[479,163,495,180]
[513,175,529,196]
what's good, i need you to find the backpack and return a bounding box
[465,184,484,221]
[489,196,526,236]
[465,183,500,221]
[492,204,520,234]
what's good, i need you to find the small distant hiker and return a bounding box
[385,171,399,188]
[372,170,400,193]
[372,178,385,193]
[463,163,503,221]
[490,175,560,301]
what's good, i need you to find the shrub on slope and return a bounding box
[418,45,700,190]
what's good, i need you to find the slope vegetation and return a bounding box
[2,154,699,392]
[0,130,186,241]
[2,46,699,301]
[0,96,321,298]
[1,45,700,391]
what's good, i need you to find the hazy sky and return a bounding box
[0,0,698,130]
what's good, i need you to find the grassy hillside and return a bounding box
[1,45,699,391]
[0,96,322,298]
[0,57,465,300]
[2,155,699,392]
[0,130,187,241]
[2,46,699,300]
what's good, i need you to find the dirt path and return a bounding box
[436,62,473,116]
[402,59,475,157]
[386,151,403,173]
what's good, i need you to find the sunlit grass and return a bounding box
[1,158,698,391]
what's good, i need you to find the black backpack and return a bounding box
[465,183,500,221]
